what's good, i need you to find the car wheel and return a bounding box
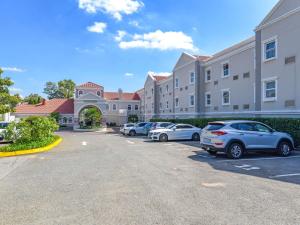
[129,130,136,136]
[159,134,168,142]
[192,133,200,141]
[278,141,292,157]
[207,150,217,156]
[227,142,244,159]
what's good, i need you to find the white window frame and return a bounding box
[205,67,212,83]
[262,36,278,62]
[262,77,277,102]
[135,105,139,111]
[221,89,231,106]
[205,92,211,107]
[189,72,195,84]
[127,104,132,111]
[166,101,169,109]
[175,78,179,89]
[175,97,179,108]
[221,61,230,78]
[112,104,117,111]
[189,94,195,107]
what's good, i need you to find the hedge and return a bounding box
[150,118,300,147]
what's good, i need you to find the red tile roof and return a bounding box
[15,99,74,115]
[77,82,102,88]
[153,76,169,82]
[104,92,140,101]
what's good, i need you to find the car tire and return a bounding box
[207,150,217,156]
[192,133,200,141]
[226,142,244,159]
[159,134,168,142]
[129,130,136,136]
[277,141,292,157]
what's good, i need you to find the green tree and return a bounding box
[0,68,21,114]
[43,80,75,99]
[128,114,139,123]
[50,112,60,123]
[23,93,44,105]
[84,108,101,127]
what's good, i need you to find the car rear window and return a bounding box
[206,123,225,131]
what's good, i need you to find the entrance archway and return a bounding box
[78,105,102,129]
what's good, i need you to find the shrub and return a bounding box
[128,114,139,123]
[150,117,300,146]
[5,116,59,144]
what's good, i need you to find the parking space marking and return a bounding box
[81,141,87,146]
[126,140,135,145]
[234,164,260,171]
[216,155,300,163]
[269,173,300,179]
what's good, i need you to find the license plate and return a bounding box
[204,138,211,143]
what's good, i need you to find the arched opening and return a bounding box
[78,105,102,129]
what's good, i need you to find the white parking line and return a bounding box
[217,155,300,163]
[234,165,260,171]
[126,140,135,145]
[81,141,87,146]
[269,173,300,179]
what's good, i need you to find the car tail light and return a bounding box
[211,131,227,136]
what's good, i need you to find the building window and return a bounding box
[151,88,154,95]
[68,117,73,123]
[263,78,277,102]
[97,91,101,96]
[135,105,139,111]
[190,72,195,84]
[175,78,179,88]
[113,104,117,111]
[166,85,169,93]
[159,102,162,109]
[189,95,195,106]
[222,62,229,77]
[63,117,67,124]
[78,90,83,96]
[222,89,230,105]
[128,105,132,111]
[205,69,211,82]
[264,37,277,61]
[159,87,162,94]
[205,92,211,107]
[175,97,179,108]
[166,101,169,109]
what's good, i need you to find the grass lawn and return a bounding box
[0,135,60,152]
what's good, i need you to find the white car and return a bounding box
[148,124,201,142]
[120,123,135,135]
[0,122,9,141]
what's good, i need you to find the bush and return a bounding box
[0,135,60,152]
[150,117,300,146]
[128,114,139,123]
[5,116,59,144]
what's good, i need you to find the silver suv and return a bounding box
[200,120,295,159]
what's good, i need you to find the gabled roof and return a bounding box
[15,99,74,114]
[153,76,169,82]
[257,0,284,29]
[104,92,140,101]
[77,82,103,89]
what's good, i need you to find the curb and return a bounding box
[0,137,62,158]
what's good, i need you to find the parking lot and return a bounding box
[1,131,300,225]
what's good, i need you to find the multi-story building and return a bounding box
[141,0,300,120]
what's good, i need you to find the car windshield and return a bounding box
[206,123,225,131]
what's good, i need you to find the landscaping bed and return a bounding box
[0,135,60,152]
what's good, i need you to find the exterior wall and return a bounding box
[203,42,256,116]
[144,75,156,121]
[137,89,145,121]
[259,10,300,112]
[157,77,174,119]
[173,56,198,119]
[76,86,104,98]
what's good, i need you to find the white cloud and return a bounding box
[117,30,198,51]
[2,67,25,72]
[124,72,134,77]
[79,0,144,21]
[87,22,107,33]
[148,71,171,77]
[115,30,127,41]
[9,87,23,96]
[129,20,141,28]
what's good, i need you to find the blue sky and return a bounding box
[0,0,278,97]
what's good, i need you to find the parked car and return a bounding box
[200,120,295,159]
[149,122,174,131]
[120,123,135,135]
[148,124,201,142]
[125,122,152,136]
[0,122,9,141]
